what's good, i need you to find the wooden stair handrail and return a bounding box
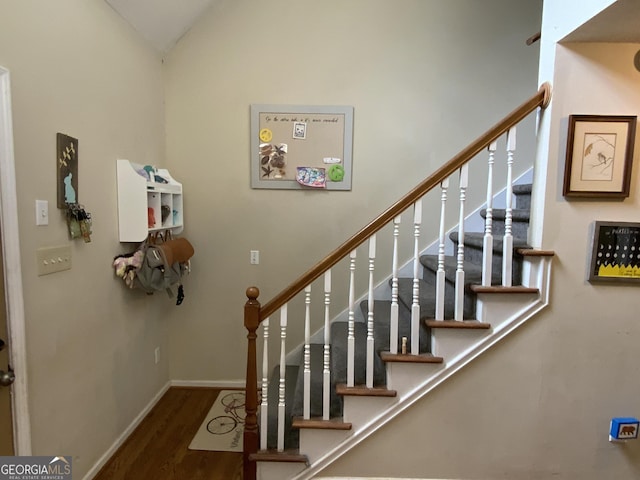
[258,82,551,321]
[526,31,541,46]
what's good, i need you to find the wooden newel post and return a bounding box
[244,286,261,480]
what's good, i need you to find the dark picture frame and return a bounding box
[588,221,640,284]
[56,133,79,208]
[563,115,636,198]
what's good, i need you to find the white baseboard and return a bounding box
[83,379,245,480]
[170,379,245,388]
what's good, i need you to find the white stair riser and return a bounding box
[475,257,550,328]
[257,461,306,480]
[430,328,491,362]
[521,257,544,288]
[386,362,445,395]
[476,293,538,329]
[299,428,352,464]
[342,395,396,426]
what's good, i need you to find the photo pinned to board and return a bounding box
[259,142,288,179]
[296,167,326,188]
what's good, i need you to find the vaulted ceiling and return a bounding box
[104,0,640,56]
[104,0,216,54]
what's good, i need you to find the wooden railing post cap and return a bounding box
[246,286,260,300]
[539,82,552,108]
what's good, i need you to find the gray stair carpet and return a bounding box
[264,184,533,453]
[265,364,300,450]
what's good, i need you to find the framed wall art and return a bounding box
[57,132,79,208]
[588,221,640,284]
[250,104,354,190]
[563,115,636,198]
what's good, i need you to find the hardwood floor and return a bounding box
[94,387,243,480]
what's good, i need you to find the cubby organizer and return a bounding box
[116,159,184,242]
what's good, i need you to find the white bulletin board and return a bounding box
[250,104,354,190]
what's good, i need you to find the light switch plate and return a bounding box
[37,245,72,276]
[35,200,48,226]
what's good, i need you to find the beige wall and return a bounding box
[6,0,610,478]
[320,31,640,480]
[163,0,543,382]
[0,0,168,477]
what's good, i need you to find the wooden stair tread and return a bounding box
[292,416,352,430]
[425,319,491,329]
[380,352,444,363]
[250,449,309,464]
[469,285,539,294]
[516,248,555,257]
[335,384,397,397]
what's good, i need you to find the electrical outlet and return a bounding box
[154,347,160,364]
[250,250,260,265]
[36,245,71,276]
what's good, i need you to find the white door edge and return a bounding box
[0,65,32,455]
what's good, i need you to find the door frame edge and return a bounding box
[0,65,32,456]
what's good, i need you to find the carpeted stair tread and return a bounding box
[266,364,300,450]
[513,183,532,194]
[480,208,530,222]
[420,255,482,285]
[479,208,530,237]
[359,299,431,354]
[291,343,344,421]
[513,183,532,210]
[450,232,530,252]
[330,320,387,388]
[420,254,520,286]
[396,277,474,320]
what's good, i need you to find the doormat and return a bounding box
[189,390,245,452]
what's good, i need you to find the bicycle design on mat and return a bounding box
[206,392,246,435]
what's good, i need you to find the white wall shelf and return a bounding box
[116,159,183,242]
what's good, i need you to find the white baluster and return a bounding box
[482,141,497,286]
[366,235,376,388]
[503,128,516,287]
[347,250,357,387]
[455,165,468,321]
[277,305,287,451]
[260,317,270,450]
[323,270,331,420]
[411,200,422,354]
[435,178,449,321]
[303,286,311,419]
[390,216,401,354]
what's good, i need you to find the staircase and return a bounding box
[243,84,554,480]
